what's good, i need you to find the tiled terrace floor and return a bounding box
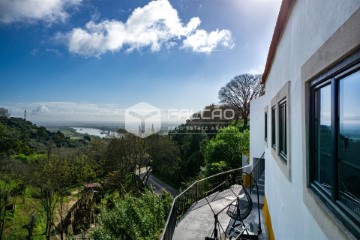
[173,185,268,240]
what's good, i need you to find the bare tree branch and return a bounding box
[218,74,263,126]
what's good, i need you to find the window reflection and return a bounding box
[315,84,332,192]
[272,106,276,148]
[279,99,287,158]
[338,70,360,217]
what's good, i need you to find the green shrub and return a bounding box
[204,126,249,175]
[92,191,172,240]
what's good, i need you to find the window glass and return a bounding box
[265,111,268,142]
[310,55,360,237]
[279,100,287,158]
[338,70,360,216]
[271,107,276,148]
[315,84,332,193]
[279,100,287,157]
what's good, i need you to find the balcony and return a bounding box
[161,156,266,240]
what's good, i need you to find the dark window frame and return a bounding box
[278,98,287,160]
[265,110,268,142]
[270,81,291,181]
[309,53,360,238]
[271,106,276,149]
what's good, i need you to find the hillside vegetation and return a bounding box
[0,101,251,239]
[0,117,87,157]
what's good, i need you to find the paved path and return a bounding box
[137,167,179,197]
[145,174,179,197]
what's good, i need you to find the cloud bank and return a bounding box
[0,0,81,24]
[5,102,124,122]
[58,0,233,56]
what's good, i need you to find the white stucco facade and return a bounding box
[249,95,266,165]
[250,0,360,239]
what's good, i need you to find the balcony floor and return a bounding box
[173,185,268,240]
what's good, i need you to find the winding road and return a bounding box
[138,167,179,197]
[146,174,179,197]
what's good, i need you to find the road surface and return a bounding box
[146,174,179,197]
[138,167,179,197]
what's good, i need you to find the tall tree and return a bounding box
[34,158,61,240]
[218,74,263,127]
[204,125,249,176]
[0,179,19,240]
[104,134,148,194]
[146,134,180,181]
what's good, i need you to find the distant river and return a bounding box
[72,127,123,138]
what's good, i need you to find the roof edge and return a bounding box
[262,0,295,85]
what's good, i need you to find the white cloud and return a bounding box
[0,0,81,24]
[32,104,50,114]
[58,0,233,56]
[182,29,234,54]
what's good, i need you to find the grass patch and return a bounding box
[3,187,46,240]
[13,153,46,163]
[2,186,84,240]
[60,128,84,140]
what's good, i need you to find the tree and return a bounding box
[0,179,19,240]
[204,125,249,176]
[34,158,61,240]
[218,74,263,127]
[22,215,36,240]
[104,134,148,195]
[0,108,10,119]
[32,150,98,240]
[189,104,240,125]
[146,134,180,182]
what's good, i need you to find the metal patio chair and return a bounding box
[226,186,254,239]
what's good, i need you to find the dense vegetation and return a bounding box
[0,74,260,239]
[0,106,250,239]
[0,112,176,240]
[0,116,87,156]
[93,191,172,240]
[204,125,249,175]
[157,104,246,188]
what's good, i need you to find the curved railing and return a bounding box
[160,165,249,240]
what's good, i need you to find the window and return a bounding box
[271,106,276,149]
[313,84,333,194]
[265,110,268,142]
[301,10,360,238]
[310,63,360,236]
[270,81,291,180]
[278,98,287,159]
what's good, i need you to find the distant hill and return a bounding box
[0,117,87,156]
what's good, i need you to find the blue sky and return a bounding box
[0,0,281,122]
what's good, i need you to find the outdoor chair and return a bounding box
[226,186,254,239]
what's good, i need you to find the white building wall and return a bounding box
[250,0,360,239]
[250,95,266,166]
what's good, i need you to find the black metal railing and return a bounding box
[161,166,248,240]
[250,152,265,194]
